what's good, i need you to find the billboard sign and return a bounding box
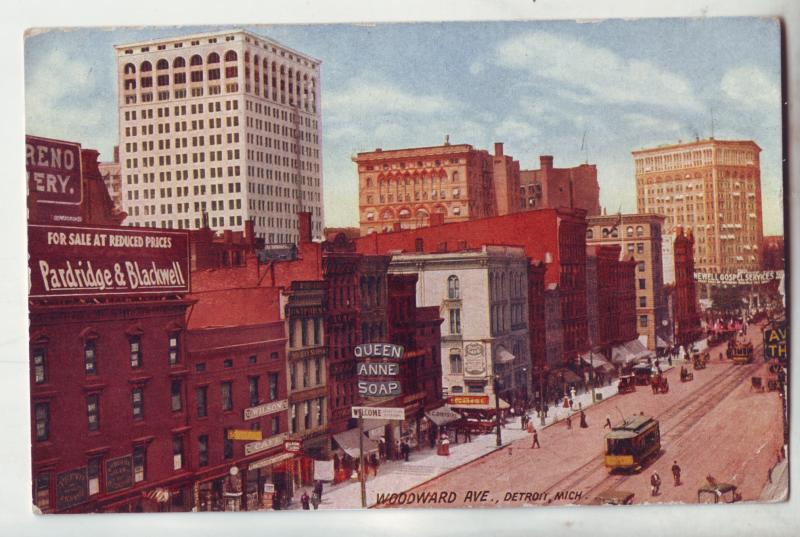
[26,135,84,222]
[764,323,788,362]
[351,406,405,420]
[28,224,190,298]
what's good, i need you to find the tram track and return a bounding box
[537,359,761,502]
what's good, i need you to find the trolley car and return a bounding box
[732,341,754,365]
[604,415,661,472]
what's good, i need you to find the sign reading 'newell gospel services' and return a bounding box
[28,224,190,298]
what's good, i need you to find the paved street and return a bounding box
[372,325,785,508]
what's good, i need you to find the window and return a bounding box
[314,358,321,385]
[271,416,280,435]
[636,225,644,237]
[467,384,484,394]
[626,226,634,238]
[451,386,464,394]
[304,400,311,429]
[196,386,208,417]
[637,243,645,254]
[223,429,233,459]
[133,446,146,482]
[291,404,298,433]
[87,394,100,431]
[639,315,649,328]
[132,387,144,420]
[316,397,324,426]
[447,275,460,299]
[34,403,49,441]
[638,279,646,290]
[84,340,97,375]
[129,336,142,368]
[171,379,183,411]
[268,373,279,401]
[168,334,179,365]
[638,261,646,272]
[449,353,463,374]
[639,296,647,308]
[290,363,296,390]
[302,359,309,387]
[33,348,46,384]
[249,377,259,406]
[224,358,233,368]
[172,435,184,471]
[301,319,308,346]
[88,457,102,496]
[313,318,321,345]
[221,381,233,411]
[35,472,50,510]
[198,435,209,467]
[449,309,462,335]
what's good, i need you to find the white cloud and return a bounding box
[324,79,454,118]
[495,31,702,111]
[469,61,484,75]
[721,65,781,108]
[25,49,106,143]
[622,112,685,134]
[493,119,540,144]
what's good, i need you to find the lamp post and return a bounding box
[493,376,503,447]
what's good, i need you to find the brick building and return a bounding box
[633,139,764,298]
[519,155,601,216]
[98,145,123,213]
[355,208,588,370]
[586,213,667,351]
[355,141,521,235]
[673,227,703,348]
[586,245,638,356]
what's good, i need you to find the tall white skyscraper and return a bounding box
[115,29,324,242]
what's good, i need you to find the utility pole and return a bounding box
[494,377,502,447]
[358,409,366,508]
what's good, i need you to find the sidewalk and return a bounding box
[287,376,644,510]
[760,456,789,502]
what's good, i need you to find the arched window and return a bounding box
[190,54,203,66]
[452,171,459,182]
[626,226,634,237]
[449,353,463,374]
[156,59,168,70]
[602,227,610,238]
[398,208,411,219]
[586,228,593,239]
[636,225,644,237]
[224,50,238,62]
[448,275,460,299]
[207,52,220,64]
[381,209,393,220]
[611,227,619,238]
[173,57,185,68]
[123,63,136,75]
[140,61,152,72]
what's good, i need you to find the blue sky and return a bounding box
[25,18,784,234]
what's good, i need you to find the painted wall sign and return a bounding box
[105,455,133,493]
[244,433,287,456]
[357,380,402,397]
[243,399,289,421]
[55,467,88,511]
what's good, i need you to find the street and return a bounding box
[375,326,785,508]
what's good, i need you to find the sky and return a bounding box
[24,18,784,234]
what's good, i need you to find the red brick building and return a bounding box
[673,227,702,348]
[185,287,293,511]
[355,208,588,367]
[29,138,194,513]
[520,156,601,216]
[587,245,638,352]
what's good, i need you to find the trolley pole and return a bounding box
[589,349,596,405]
[494,378,502,447]
[358,409,366,508]
[538,367,546,427]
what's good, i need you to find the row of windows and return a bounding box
[587,225,647,240]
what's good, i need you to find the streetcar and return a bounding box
[732,340,754,365]
[632,363,653,386]
[604,415,661,472]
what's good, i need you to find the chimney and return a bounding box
[113,145,120,163]
[298,211,312,243]
[494,142,504,157]
[444,134,450,146]
[540,155,554,169]
[429,213,445,227]
[244,218,255,247]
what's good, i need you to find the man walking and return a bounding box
[579,409,588,428]
[531,427,541,448]
[301,491,311,510]
[671,461,682,486]
[650,471,662,496]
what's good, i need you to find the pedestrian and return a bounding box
[650,471,662,496]
[563,397,569,409]
[668,355,673,367]
[520,414,527,430]
[465,426,472,443]
[579,410,588,428]
[379,436,386,460]
[604,416,612,429]
[566,413,572,430]
[311,491,320,510]
[543,404,549,418]
[402,441,410,462]
[531,428,540,448]
[370,453,379,476]
[395,441,401,461]
[314,480,323,500]
[568,398,574,410]
[671,460,681,486]
[301,491,310,510]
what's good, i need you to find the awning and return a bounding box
[362,419,391,433]
[425,405,463,426]
[611,345,635,366]
[551,368,582,384]
[656,336,670,349]
[333,428,378,458]
[624,339,652,362]
[449,395,510,411]
[580,353,616,373]
[495,346,516,364]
